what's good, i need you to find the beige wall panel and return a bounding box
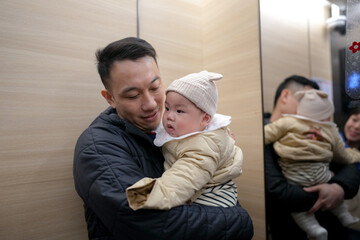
[260,0,333,113]
[0,0,136,239]
[260,0,311,113]
[309,2,332,81]
[139,0,203,88]
[202,1,265,239]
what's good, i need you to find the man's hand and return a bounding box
[303,183,344,214]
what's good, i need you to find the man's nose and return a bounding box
[142,91,157,111]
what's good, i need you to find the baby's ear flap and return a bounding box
[207,72,223,81]
[202,70,223,82]
[315,90,328,99]
[294,90,306,101]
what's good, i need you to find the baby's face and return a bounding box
[162,91,209,137]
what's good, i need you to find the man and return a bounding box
[264,75,360,240]
[73,37,253,240]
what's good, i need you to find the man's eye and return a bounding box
[127,94,139,99]
[177,110,184,113]
[150,82,160,91]
[165,107,169,111]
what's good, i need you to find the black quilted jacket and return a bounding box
[73,107,254,240]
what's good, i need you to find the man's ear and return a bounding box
[201,113,212,127]
[279,89,291,104]
[101,89,116,108]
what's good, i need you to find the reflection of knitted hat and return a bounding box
[295,89,334,121]
[166,70,222,117]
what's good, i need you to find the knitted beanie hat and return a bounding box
[166,70,222,117]
[295,89,334,121]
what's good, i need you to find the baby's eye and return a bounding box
[177,110,184,113]
[165,106,169,111]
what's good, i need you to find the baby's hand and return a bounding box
[303,125,323,141]
[228,128,236,140]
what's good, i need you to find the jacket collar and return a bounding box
[102,106,155,144]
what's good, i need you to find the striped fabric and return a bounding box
[193,180,238,207]
[279,160,332,187]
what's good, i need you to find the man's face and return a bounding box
[102,56,165,132]
[283,90,299,115]
[282,85,314,115]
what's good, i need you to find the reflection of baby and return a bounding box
[265,89,360,240]
[126,70,243,210]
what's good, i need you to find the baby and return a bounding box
[265,89,360,240]
[126,70,243,210]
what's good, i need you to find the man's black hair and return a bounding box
[273,75,320,107]
[96,37,157,90]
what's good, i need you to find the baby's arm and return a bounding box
[264,118,289,144]
[126,135,219,210]
[332,128,360,164]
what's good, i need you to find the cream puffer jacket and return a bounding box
[264,114,360,164]
[127,126,243,210]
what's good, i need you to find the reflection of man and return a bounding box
[73,37,254,239]
[264,75,360,240]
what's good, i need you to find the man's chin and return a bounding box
[141,121,161,132]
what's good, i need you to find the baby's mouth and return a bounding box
[167,124,175,132]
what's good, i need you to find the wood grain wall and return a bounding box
[1,0,265,239]
[0,1,136,239]
[139,0,203,86]
[201,1,265,239]
[308,1,332,81]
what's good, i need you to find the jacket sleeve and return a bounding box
[328,161,360,199]
[264,118,289,145]
[74,129,253,240]
[332,128,360,164]
[265,142,360,210]
[327,128,360,199]
[264,144,318,212]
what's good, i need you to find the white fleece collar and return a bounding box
[282,114,337,127]
[154,113,231,147]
